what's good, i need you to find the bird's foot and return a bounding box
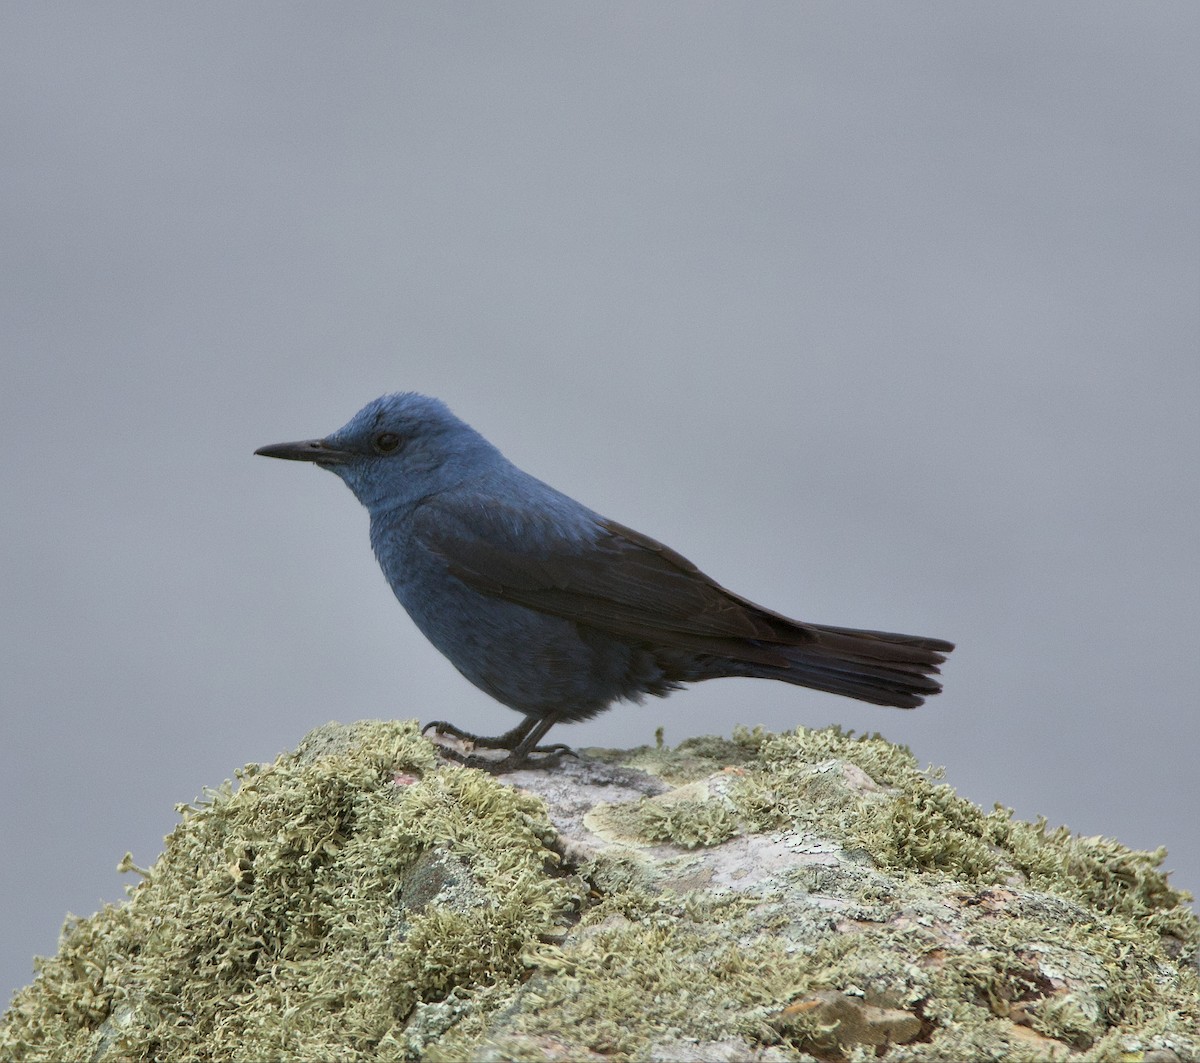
[422,719,532,750]
[422,713,574,772]
[431,742,578,774]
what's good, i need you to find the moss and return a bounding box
[631,797,741,849]
[587,783,742,851]
[586,726,762,786]
[862,784,1001,879]
[734,727,1195,934]
[0,720,581,1062]
[432,898,828,1059]
[3,721,1197,1062]
[436,725,1197,1060]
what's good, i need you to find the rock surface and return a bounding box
[2,719,1197,1061]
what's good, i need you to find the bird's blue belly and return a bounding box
[390,552,637,719]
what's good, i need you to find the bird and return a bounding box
[256,393,953,772]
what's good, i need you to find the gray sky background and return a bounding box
[2,4,1197,1005]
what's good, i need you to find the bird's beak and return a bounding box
[254,439,354,465]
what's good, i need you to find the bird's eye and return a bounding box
[372,431,403,454]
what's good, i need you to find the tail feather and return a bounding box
[760,623,954,709]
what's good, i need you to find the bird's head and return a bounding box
[255,392,499,511]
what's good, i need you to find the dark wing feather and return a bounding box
[414,498,821,663]
[412,496,953,706]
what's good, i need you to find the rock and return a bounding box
[1,719,1196,1061]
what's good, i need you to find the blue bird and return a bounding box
[256,393,953,771]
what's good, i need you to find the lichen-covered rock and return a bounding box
[1,720,1196,1061]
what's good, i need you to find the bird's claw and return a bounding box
[422,715,576,771]
[422,719,476,742]
[422,719,552,751]
[432,744,575,775]
[528,743,578,759]
[422,724,580,772]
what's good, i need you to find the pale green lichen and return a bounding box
[0,720,581,1061]
[587,788,742,851]
[2,720,1196,1062]
[632,797,741,849]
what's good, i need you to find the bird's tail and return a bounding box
[746,623,954,709]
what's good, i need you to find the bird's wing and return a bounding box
[411,495,812,661]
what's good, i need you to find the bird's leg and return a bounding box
[504,712,576,761]
[424,712,576,773]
